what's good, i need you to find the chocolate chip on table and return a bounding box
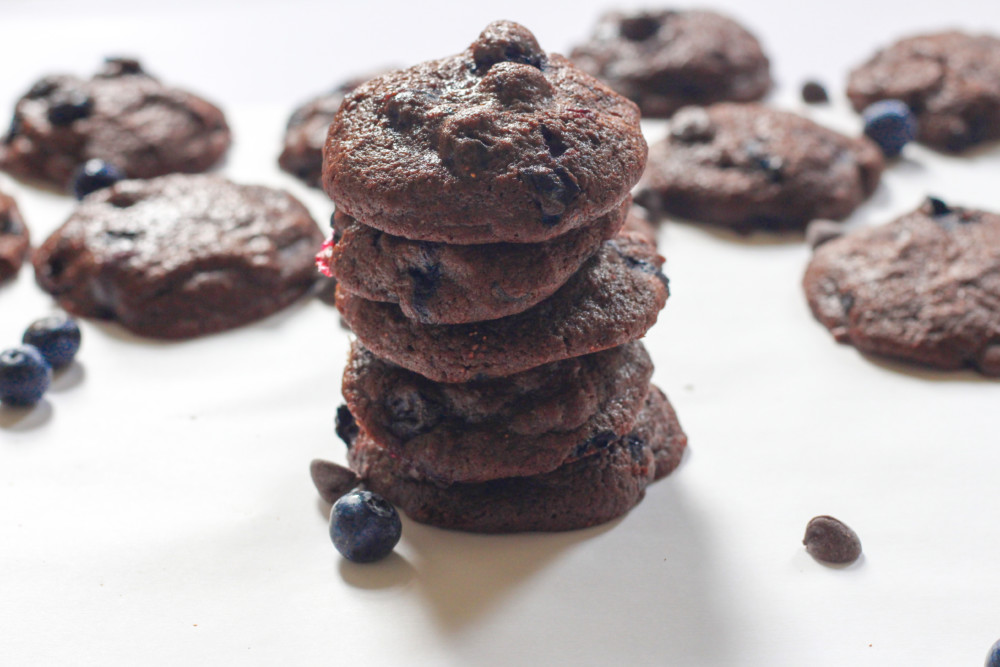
[803,515,862,564]
[309,459,360,504]
[801,80,829,104]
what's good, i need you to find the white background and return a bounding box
[2,1,1000,665]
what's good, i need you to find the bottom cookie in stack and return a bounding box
[344,387,687,533]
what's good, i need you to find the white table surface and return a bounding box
[2,1,1000,665]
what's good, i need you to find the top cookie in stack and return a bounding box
[318,21,685,533]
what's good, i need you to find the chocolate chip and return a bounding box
[3,114,21,145]
[540,125,567,157]
[520,165,580,224]
[619,14,661,41]
[309,459,359,504]
[26,77,60,100]
[471,21,545,72]
[670,107,714,143]
[385,386,441,440]
[927,196,951,216]
[335,404,359,448]
[46,89,93,126]
[803,515,862,564]
[572,430,616,458]
[98,56,145,78]
[408,259,442,322]
[801,80,829,104]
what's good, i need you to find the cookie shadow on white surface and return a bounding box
[669,217,806,247]
[0,398,52,430]
[861,352,996,383]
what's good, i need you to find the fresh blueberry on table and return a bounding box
[0,345,52,407]
[329,489,402,563]
[862,100,918,158]
[22,314,81,370]
[986,638,1000,667]
[71,159,125,199]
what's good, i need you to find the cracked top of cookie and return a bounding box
[322,21,647,244]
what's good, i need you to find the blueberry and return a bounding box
[801,81,829,104]
[862,100,918,158]
[334,404,359,448]
[0,345,52,407]
[71,159,125,199]
[22,314,81,370]
[3,113,20,145]
[46,89,93,126]
[520,165,581,224]
[329,489,402,563]
[384,386,441,440]
[986,638,1000,667]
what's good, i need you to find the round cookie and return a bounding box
[570,9,772,118]
[343,340,653,483]
[279,70,391,188]
[635,104,884,231]
[0,58,230,190]
[847,31,1000,153]
[323,21,647,244]
[325,198,628,324]
[804,198,1000,375]
[336,233,669,382]
[33,174,323,339]
[347,386,687,533]
[0,189,29,282]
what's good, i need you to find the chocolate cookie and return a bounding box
[570,9,772,118]
[635,104,884,231]
[343,340,653,483]
[0,190,29,282]
[322,21,647,244]
[0,58,230,189]
[325,198,628,324]
[279,71,390,188]
[336,233,669,382]
[33,174,323,339]
[847,31,1000,152]
[804,198,1000,375]
[347,386,687,533]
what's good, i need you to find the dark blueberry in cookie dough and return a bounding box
[0,345,52,407]
[335,404,359,448]
[71,159,124,199]
[22,314,81,370]
[804,200,1000,375]
[862,100,917,158]
[570,10,772,118]
[0,189,29,282]
[848,31,1000,152]
[329,489,402,563]
[636,103,883,230]
[803,515,862,565]
[323,21,646,244]
[0,61,230,188]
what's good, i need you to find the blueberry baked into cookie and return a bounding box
[804,197,1000,376]
[313,21,687,533]
[0,189,30,282]
[0,58,230,190]
[635,103,884,231]
[570,9,772,118]
[33,174,323,339]
[847,31,1000,152]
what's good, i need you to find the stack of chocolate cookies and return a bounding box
[318,22,687,533]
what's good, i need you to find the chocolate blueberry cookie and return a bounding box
[0,58,230,190]
[804,198,1000,375]
[279,70,390,188]
[0,190,29,282]
[323,21,647,244]
[336,233,669,382]
[847,31,1000,152]
[343,340,653,483]
[635,104,884,231]
[570,10,772,118]
[33,174,323,339]
[326,198,628,324]
[346,386,687,533]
